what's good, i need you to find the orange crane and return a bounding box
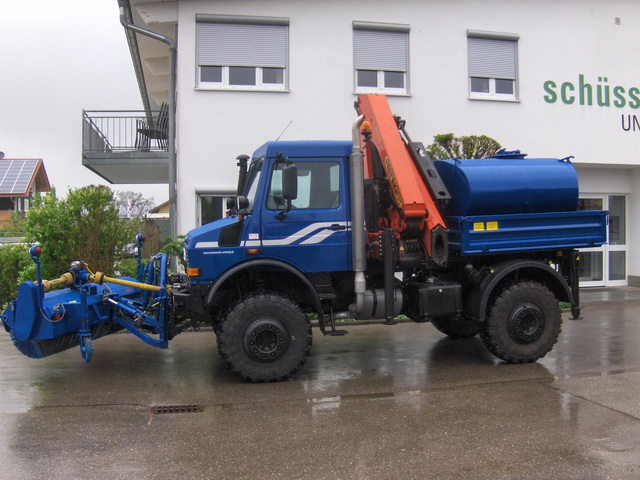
[355,94,450,266]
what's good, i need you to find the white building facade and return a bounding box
[116,0,640,287]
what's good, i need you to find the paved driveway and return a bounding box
[1,290,639,479]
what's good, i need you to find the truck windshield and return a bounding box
[242,158,263,212]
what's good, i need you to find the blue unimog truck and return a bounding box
[2,95,607,381]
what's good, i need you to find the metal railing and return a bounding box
[82,110,168,153]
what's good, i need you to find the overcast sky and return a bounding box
[1,0,168,205]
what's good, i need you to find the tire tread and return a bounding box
[217,291,312,382]
[479,281,562,364]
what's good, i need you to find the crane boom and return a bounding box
[356,94,448,265]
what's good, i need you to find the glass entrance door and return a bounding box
[578,195,627,287]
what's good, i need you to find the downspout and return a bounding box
[118,1,178,242]
[350,115,365,314]
[118,1,152,117]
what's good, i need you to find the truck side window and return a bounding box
[267,161,340,210]
[243,159,263,212]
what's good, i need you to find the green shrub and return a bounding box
[161,235,187,271]
[0,244,31,308]
[114,257,139,278]
[1,186,162,307]
[24,186,145,279]
[426,133,502,159]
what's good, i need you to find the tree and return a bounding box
[116,191,155,219]
[23,186,77,279]
[23,185,147,279]
[0,186,163,304]
[426,133,502,160]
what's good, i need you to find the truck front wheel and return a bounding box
[480,281,562,363]
[217,292,312,382]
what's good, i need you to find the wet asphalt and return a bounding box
[1,288,640,479]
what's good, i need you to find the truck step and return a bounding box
[326,329,348,336]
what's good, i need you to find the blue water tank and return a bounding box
[434,154,579,216]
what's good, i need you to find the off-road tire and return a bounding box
[216,291,312,382]
[480,281,562,363]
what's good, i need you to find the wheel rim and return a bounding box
[243,317,291,362]
[507,303,546,344]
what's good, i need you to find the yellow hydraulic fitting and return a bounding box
[39,272,74,292]
[90,272,169,293]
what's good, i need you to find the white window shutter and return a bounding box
[468,37,516,79]
[354,29,408,72]
[197,23,287,68]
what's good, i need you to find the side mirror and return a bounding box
[226,197,237,214]
[282,164,298,201]
[237,196,249,210]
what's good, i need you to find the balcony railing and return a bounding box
[82,108,170,184]
[82,107,168,154]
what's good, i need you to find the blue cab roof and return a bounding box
[252,140,352,160]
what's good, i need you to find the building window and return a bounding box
[467,30,519,101]
[196,14,289,91]
[353,21,409,95]
[196,192,235,226]
[578,195,627,286]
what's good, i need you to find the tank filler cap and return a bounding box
[492,148,527,159]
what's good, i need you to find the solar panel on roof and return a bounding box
[0,160,39,195]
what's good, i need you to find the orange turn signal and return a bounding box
[246,248,260,255]
[187,267,201,277]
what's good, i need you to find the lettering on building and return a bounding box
[543,74,640,132]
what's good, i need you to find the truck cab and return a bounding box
[185,140,354,281]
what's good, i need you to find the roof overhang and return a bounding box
[121,0,177,111]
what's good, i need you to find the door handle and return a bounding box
[328,224,346,231]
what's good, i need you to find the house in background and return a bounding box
[146,200,170,241]
[82,0,640,287]
[0,158,51,232]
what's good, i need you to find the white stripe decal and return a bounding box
[194,241,219,248]
[194,222,349,249]
[300,229,337,245]
[263,222,347,246]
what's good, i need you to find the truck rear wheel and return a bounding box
[217,292,312,382]
[480,281,561,363]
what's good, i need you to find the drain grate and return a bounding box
[150,404,204,415]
